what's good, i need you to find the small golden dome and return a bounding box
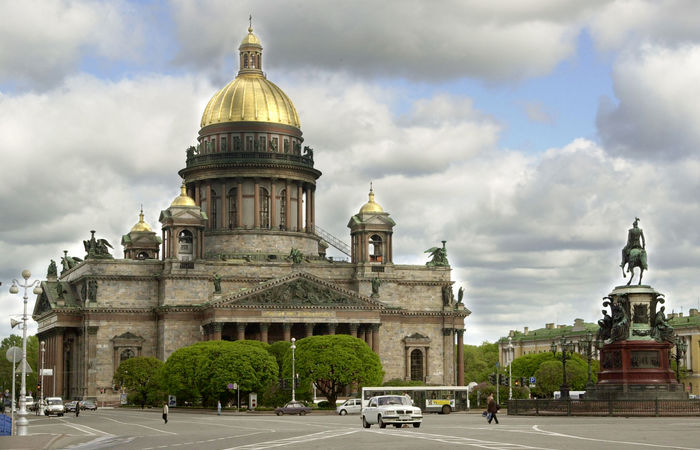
[170,183,196,207]
[200,74,300,128]
[359,186,384,214]
[240,26,261,46]
[130,208,153,232]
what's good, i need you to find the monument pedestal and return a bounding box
[587,285,687,400]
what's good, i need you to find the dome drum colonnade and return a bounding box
[177,26,320,258]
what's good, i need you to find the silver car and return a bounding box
[361,395,422,429]
[45,397,65,416]
[336,398,363,415]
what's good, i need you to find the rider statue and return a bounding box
[621,217,645,270]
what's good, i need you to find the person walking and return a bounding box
[162,402,168,424]
[486,393,499,424]
[217,400,222,416]
[75,402,80,418]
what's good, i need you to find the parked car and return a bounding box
[24,396,35,411]
[45,397,65,416]
[79,400,98,411]
[336,398,363,415]
[64,401,78,412]
[361,395,422,429]
[275,401,312,416]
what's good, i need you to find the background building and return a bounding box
[32,27,469,402]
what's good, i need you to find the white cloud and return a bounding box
[597,43,700,160]
[0,0,144,89]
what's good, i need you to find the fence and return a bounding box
[508,399,700,416]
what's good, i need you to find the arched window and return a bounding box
[260,187,270,229]
[228,188,238,229]
[136,251,148,260]
[279,189,287,230]
[178,230,193,261]
[120,349,135,363]
[244,54,248,68]
[211,189,220,229]
[370,234,383,262]
[410,349,424,381]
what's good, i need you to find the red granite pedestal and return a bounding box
[587,340,686,400]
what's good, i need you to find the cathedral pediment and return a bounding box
[212,272,384,309]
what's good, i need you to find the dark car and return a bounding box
[65,401,78,412]
[275,401,312,416]
[79,400,97,411]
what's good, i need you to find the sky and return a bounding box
[2,0,700,346]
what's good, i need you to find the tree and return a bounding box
[532,357,588,397]
[161,341,278,407]
[463,342,499,383]
[286,335,383,406]
[0,335,38,399]
[113,357,164,406]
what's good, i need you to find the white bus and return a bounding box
[361,386,473,414]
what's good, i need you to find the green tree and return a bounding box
[532,356,589,397]
[286,335,383,406]
[161,341,278,407]
[0,335,38,400]
[463,341,499,383]
[113,356,164,406]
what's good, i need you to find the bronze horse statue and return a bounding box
[622,247,647,285]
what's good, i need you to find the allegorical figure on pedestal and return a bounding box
[651,305,674,343]
[620,217,647,285]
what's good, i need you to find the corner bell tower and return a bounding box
[348,186,395,264]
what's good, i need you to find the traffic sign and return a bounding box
[530,376,536,384]
[5,347,21,363]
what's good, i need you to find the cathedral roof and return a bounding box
[359,186,384,214]
[170,183,196,207]
[129,208,153,232]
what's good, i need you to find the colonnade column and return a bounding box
[328,324,336,335]
[212,323,223,341]
[236,180,243,227]
[237,323,246,341]
[305,323,314,337]
[260,324,269,344]
[366,326,373,351]
[310,187,315,232]
[285,181,291,230]
[456,329,465,386]
[55,330,64,398]
[349,323,358,338]
[305,185,312,233]
[254,180,260,228]
[296,184,303,232]
[371,324,380,353]
[283,323,291,341]
[270,181,277,229]
[221,181,227,229]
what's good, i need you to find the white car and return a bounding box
[361,395,422,429]
[336,398,363,415]
[44,397,65,416]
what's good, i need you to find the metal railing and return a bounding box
[312,225,351,257]
[508,399,700,416]
[185,151,314,169]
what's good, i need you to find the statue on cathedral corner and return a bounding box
[213,273,222,294]
[47,259,57,279]
[425,241,449,267]
[371,277,381,297]
[83,230,114,259]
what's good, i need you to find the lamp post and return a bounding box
[290,337,296,402]
[39,341,45,416]
[508,336,513,400]
[9,270,43,436]
[581,331,595,388]
[673,337,688,383]
[551,336,574,400]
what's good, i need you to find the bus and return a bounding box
[361,386,474,414]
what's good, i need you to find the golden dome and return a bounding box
[240,26,261,46]
[130,208,153,232]
[200,74,300,128]
[170,183,196,207]
[359,186,384,214]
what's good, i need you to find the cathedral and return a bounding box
[32,26,469,403]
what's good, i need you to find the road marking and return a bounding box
[141,431,268,450]
[56,418,114,437]
[368,429,557,449]
[99,415,178,435]
[531,425,700,450]
[224,428,360,449]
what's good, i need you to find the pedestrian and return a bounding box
[217,400,221,416]
[162,402,168,424]
[75,401,80,418]
[486,393,499,424]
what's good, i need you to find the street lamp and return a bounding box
[290,337,296,402]
[551,336,574,400]
[39,341,45,416]
[673,337,688,383]
[580,330,595,388]
[9,270,43,436]
[508,336,513,400]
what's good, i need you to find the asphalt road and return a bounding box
[2,409,699,450]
